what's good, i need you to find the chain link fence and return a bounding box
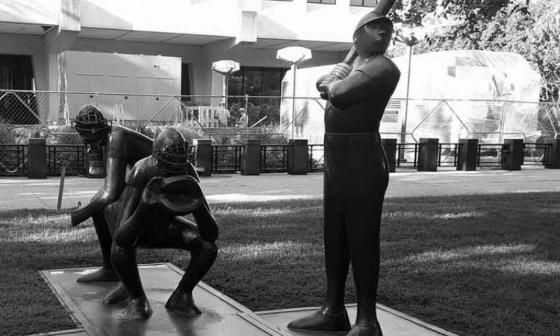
[1,89,559,156]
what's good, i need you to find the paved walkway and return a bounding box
[1,167,559,211]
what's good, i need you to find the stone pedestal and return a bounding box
[194,139,213,176]
[417,138,438,172]
[501,139,523,171]
[28,138,47,179]
[381,138,397,173]
[287,139,308,175]
[241,139,261,175]
[544,138,560,169]
[456,139,478,171]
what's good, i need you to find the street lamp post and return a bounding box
[395,27,419,158]
[212,60,240,109]
[277,46,312,139]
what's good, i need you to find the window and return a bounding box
[228,67,287,97]
[228,67,288,125]
[308,0,336,4]
[350,0,377,7]
[181,63,191,101]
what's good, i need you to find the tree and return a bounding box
[389,0,559,101]
[479,0,560,101]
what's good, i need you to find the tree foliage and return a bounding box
[390,0,560,101]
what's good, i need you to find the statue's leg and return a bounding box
[287,195,351,332]
[345,192,385,336]
[76,211,118,283]
[163,218,218,317]
[110,242,152,320]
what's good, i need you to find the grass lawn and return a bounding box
[1,192,559,336]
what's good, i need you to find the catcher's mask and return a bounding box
[153,127,189,175]
[72,105,111,143]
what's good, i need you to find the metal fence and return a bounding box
[212,145,242,173]
[396,143,419,168]
[524,142,552,166]
[3,90,559,148]
[260,144,289,173]
[437,143,461,167]
[476,143,505,168]
[0,144,27,176]
[308,144,325,171]
[46,144,87,176]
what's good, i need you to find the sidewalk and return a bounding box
[1,168,560,211]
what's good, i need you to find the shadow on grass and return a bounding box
[0,193,559,336]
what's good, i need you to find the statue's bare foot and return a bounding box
[287,306,350,332]
[346,322,383,336]
[122,297,152,320]
[103,283,128,305]
[165,289,201,317]
[77,266,119,283]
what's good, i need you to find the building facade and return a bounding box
[0,0,377,123]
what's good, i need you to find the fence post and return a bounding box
[417,138,439,172]
[501,139,523,171]
[241,139,261,175]
[194,139,212,176]
[27,138,47,179]
[457,139,478,171]
[288,139,308,175]
[381,138,397,173]
[544,138,560,169]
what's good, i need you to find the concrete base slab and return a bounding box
[257,305,459,336]
[40,263,287,336]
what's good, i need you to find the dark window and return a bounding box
[0,55,34,90]
[308,0,336,4]
[0,55,39,124]
[228,67,287,97]
[228,66,288,126]
[181,63,191,101]
[350,0,377,6]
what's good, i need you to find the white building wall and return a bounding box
[0,0,375,122]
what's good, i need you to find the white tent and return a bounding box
[280,50,542,144]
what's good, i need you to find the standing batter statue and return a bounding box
[287,1,400,336]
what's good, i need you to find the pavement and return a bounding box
[1,167,560,211]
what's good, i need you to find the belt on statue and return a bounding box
[325,132,379,136]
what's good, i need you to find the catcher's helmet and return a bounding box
[73,105,111,142]
[153,127,189,175]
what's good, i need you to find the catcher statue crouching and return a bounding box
[101,127,218,320]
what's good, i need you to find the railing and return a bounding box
[396,143,418,168]
[46,144,87,176]
[0,144,27,176]
[438,143,461,167]
[308,144,325,172]
[477,143,505,168]
[260,144,289,172]
[0,141,557,177]
[212,145,242,173]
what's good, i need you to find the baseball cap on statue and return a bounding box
[353,0,396,34]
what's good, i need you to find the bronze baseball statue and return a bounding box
[71,105,153,283]
[102,127,218,319]
[288,1,400,335]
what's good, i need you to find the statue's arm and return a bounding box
[113,163,146,248]
[192,199,218,243]
[323,59,400,109]
[113,184,143,248]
